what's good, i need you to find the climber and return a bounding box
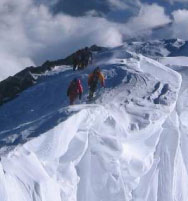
[73,50,82,71]
[73,53,78,71]
[88,67,105,100]
[67,78,83,105]
[82,47,92,68]
[73,48,93,70]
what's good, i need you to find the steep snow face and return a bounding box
[124,39,188,58]
[159,56,188,67]
[156,57,188,201]
[0,45,183,201]
[124,40,170,58]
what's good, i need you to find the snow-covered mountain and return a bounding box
[125,38,188,58]
[0,39,188,201]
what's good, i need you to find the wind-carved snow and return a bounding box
[159,57,188,67]
[0,45,183,201]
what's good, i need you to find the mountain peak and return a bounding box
[0,40,187,201]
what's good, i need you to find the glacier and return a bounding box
[0,41,187,201]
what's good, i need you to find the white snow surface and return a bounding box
[159,56,188,67]
[0,44,187,201]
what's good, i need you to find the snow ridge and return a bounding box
[0,44,185,201]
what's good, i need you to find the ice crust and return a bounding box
[0,44,186,201]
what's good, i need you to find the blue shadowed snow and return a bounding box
[0,42,186,201]
[0,48,142,147]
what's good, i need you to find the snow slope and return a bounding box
[124,38,188,59]
[0,45,185,201]
[159,56,188,67]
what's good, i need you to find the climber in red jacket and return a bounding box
[67,78,83,105]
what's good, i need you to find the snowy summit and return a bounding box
[0,39,188,201]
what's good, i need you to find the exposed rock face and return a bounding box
[0,45,104,106]
[0,68,36,105]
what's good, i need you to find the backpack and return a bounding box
[90,73,99,89]
[92,73,99,84]
[71,81,79,92]
[67,80,78,96]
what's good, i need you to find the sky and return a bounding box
[0,0,188,81]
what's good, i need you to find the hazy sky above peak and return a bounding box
[0,0,188,80]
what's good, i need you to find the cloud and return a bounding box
[167,0,188,3]
[107,0,129,10]
[124,4,171,37]
[0,0,36,80]
[107,0,141,11]
[171,9,188,39]
[0,53,35,81]
[0,0,123,81]
[1,0,187,81]
[34,0,59,6]
[51,0,110,17]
